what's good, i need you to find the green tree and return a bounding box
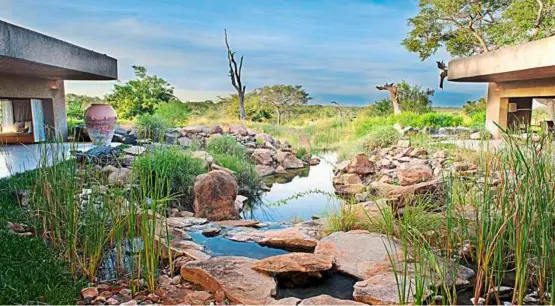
[397,81,435,113]
[219,93,272,122]
[367,98,394,117]
[66,94,105,121]
[403,0,555,60]
[255,85,311,125]
[106,66,176,119]
[463,97,487,116]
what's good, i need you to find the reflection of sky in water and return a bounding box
[249,152,341,222]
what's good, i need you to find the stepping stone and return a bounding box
[252,253,334,274]
[299,295,366,305]
[180,256,276,305]
[215,219,259,227]
[258,220,323,251]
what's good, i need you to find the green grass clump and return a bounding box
[362,126,400,150]
[136,113,169,142]
[206,135,246,157]
[134,147,206,209]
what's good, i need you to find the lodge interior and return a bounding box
[506,97,555,133]
[0,98,55,144]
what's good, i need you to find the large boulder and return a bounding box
[353,270,413,305]
[180,256,276,305]
[193,170,240,221]
[252,149,274,166]
[347,153,375,175]
[333,173,362,186]
[182,125,210,134]
[314,230,400,280]
[276,151,304,169]
[334,184,364,196]
[252,253,333,274]
[256,165,276,177]
[396,162,433,186]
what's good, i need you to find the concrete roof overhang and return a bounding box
[0,20,117,80]
[447,36,555,83]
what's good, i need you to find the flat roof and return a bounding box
[0,20,117,80]
[448,35,555,83]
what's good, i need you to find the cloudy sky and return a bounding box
[0,0,486,106]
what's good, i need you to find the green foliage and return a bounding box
[463,98,487,116]
[206,135,246,157]
[470,110,487,128]
[415,112,463,127]
[134,147,206,208]
[66,94,105,121]
[366,99,394,117]
[255,84,311,125]
[107,66,176,119]
[136,113,168,142]
[355,112,465,137]
[396,81,434,114]
[403,0,555,60]
[220,93,273,122]
[296,147,308,159]
[153,101,190,126]
[361,126,401,150]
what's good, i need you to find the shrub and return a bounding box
[206,135,246,157]
[414,112,464,128]
[136,113,169,142]
[362,126,400,150]
[470,110,486,128]
[296,147,308,159]
[133,147,206,209]
[154,101,190,126]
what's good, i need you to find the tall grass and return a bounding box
[7,141,176,293]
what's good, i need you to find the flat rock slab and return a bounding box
[123,146,146,156]
[166,217,209,228]
[215,219,259,227]
[353,270,413,305]
[315,230,400,280]
[224,227,268,242]
[259,220,323,251]
[299,294,366,305]
[252,253,334,274]
[180,256,276,305]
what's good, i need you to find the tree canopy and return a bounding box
[66,94,105,121]
[106,66,176,119]
[370,81,434,115]
[403,0,555,60]
[255,85,311,125]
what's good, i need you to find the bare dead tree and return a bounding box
[376,83,401,114]
[437,61,448,89]
[224,29,246,120]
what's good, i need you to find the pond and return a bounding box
[244,152,339,222]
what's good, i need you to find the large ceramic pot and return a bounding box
[84,104,117,146]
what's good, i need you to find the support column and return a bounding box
[485,83,508,139]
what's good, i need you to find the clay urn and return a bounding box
[84,104,117,145]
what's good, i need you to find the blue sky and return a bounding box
[0,0,486,107]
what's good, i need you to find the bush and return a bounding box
[414,112,464,128]
[470,111,486,128]
[154,101,190,126]
[206,136,246,157]
[362,126,400,150]
[136,113,169,142]
[133,147,206,209]
[296,147,308,159]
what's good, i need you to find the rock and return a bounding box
[334,184,365,196]
[252,253,334,274]
[256,133,275,144]
[276,151,304,169]
[211,125,224,134]
[259,221,323,251]
[191,151,214,167]
[184,291,212,305]
[106,297,119,305]
[177,136,191,147]
[470,131,491,140]
[271,297,302,305]
[275,165,287,174]
[451,162,477,173]
[180,256,276,304]
[370,179,443,208]
[315,231,399,280]
[225,227,268,242]
[409,148,427,158]
[202,227,221,237]
[353,270,412,305]
[228,125,248,136]
[7,222,26,233]
[216,219,259,227]
[193,170,240,221]
[252,149,274,166]
[235,195,248,213]
[256,165,276,177]
[182,125,210,134]
[166,216,209,228]
[396,163,433,186]
[347,153,375,175]
[299,295,366,305]
[108,168,133,186]
[401,126,419,136]
[123,146,146,156]
[433,150,448,159]
[376,158,394,169]
[397,139,411,148]
[335,160,350,172]
[309,158,321,166]
[333,173,362,186]
[81,287,99,299]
